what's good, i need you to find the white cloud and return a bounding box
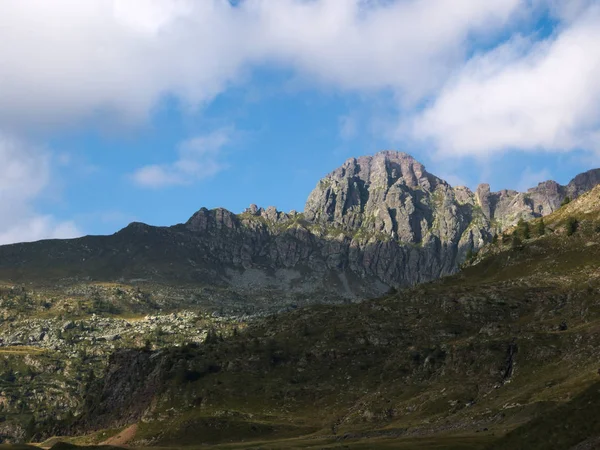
[112,0,194,34]
[253,0,523,101]
[411,4,600,157]
[0,218,80,247]
[543,0,597,22]
[0,133,81,245]
[132,129,230,188]
[0,0,524,131]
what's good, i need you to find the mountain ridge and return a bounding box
[0,151,598,313]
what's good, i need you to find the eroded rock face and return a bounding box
[294,151,599,290]
[179,153,600,296]
[305,151,600,243]
[301,152,481,287]
[474,181,561,227]
[305,152,443,238]
[567,169,600,198]
[470,168,600,228]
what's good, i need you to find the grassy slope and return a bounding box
[488,381,600,450]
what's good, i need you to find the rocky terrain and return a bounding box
[0,307,241,443]
[0,151,597,315]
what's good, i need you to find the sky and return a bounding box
[1,0,600,244]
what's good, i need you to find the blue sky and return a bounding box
[0,0,599,243]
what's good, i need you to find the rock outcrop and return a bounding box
[0,151,597,312]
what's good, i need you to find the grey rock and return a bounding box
[62,321,76,332]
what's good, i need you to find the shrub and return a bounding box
[537,218,546,236]
[517,218,530,239]
[522,222,530,239]
[25,416,36,441]
[561,196,571,207]
[511,233,522,250]
[465,248,474,261]
[566,217,579,236]
[204,328,219,345]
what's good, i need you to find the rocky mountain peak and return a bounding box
[324,150,439,191]
[185,207,239,232]
[471,169,600,227]
[301,152,600,282]
[304,151,447,236]
[179,152,600,286]
[567,168,600,198]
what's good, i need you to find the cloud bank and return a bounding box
[0,0,599,242]
[1,0,596,155]
[412,4,600,157]
[0,0,523,130]
[132,129,231,188]
[0,134,80,245]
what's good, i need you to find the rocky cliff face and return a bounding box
[0,151,597,312]
[305,151,600,237]
[301,151,600,287]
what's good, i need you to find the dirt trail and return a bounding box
[100,424,138,446]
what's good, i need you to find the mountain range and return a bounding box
[0,151,598,313]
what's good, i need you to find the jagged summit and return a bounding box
[322,151,437,188]
[305,151,447,240]
[179,151,600,241]
[306,150,600,236]
[473,167,600,228]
